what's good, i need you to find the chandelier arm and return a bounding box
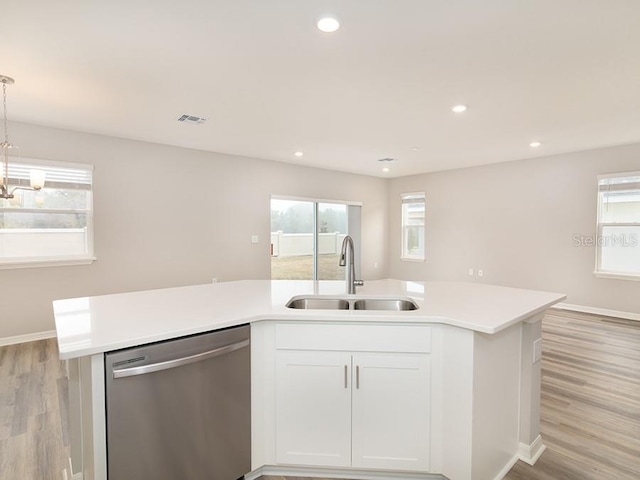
[9,185,41,195]
[0,183,14,199]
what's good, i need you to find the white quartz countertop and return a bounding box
[53,279,566,359]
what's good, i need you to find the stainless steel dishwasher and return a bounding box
[105,324,251,480]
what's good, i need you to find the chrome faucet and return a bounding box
[339,235,364,294]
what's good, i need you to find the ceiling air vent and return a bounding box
[378,157,396,163]
[177,114,207,124]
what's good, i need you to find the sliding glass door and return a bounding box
[270,198,356,280]
[317,202,347,280]
[271,199,315,280]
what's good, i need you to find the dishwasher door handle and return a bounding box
[112,338,250,379]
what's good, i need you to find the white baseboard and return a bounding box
[554,303,640,322]
[517,435,546,466]
[492,454,520,480]
[69,457,83,480]
[246,465,444,480]
[61,467,82,480]
[0,329,56,347]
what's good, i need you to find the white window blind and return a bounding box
[0,159,95,269]
[5,162,92,189]
[595,172,640,279]
[401,192,425,261]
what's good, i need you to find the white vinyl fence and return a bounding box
[271,232,347,257]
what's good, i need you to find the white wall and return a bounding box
[0,122,389,339]
[388,143,640,315]
[5,123,639,339]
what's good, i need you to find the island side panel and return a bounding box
[471,323,522,480]
[518,313,545,464]
[78,353,107,480]
[251,321,277,469]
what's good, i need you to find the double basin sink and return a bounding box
[286,296,419,311]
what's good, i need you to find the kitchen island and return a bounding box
[54,279,565,480]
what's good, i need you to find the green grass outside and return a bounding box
[271,254,346,280]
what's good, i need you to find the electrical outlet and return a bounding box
[478,269,484,277]
[533,338,542,363]
[468,268,474,276]
[212,277,218,284]
[251,235,259,244]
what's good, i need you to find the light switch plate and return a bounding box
[251,235,259,244]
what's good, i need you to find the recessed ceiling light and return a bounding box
[452,105,467,113]
[530,141,542,148]
[412,147,420,151]
[382,167,390,173]
[294,151,304,157]
[317,17,340,33]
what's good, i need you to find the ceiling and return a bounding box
[3,0,640,178]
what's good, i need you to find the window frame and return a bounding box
[0,157,96,270]
[401,192,426,262]
[594,171,640,281]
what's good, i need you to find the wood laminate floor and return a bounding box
[0,310,638,480]
[0,339,70,480]
[503,309,640,480]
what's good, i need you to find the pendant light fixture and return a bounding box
[0,75,45,200]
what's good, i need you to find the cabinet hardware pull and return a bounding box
[344,365,348,388]
[356,365,360,389]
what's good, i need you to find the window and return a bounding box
[401,192,425,261]
[270,197,361,280]
[595,172,640,280]
[0,158,94,269]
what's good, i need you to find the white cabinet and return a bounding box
[274,323,431,472]
[275,351,352,467]
[351,353,430,471]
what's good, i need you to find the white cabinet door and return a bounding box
[275,351,352,467]
[351,354,431,471]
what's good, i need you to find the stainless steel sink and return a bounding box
[353,299,418,311]
[286,297,350,310]
[286,296,419,311]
